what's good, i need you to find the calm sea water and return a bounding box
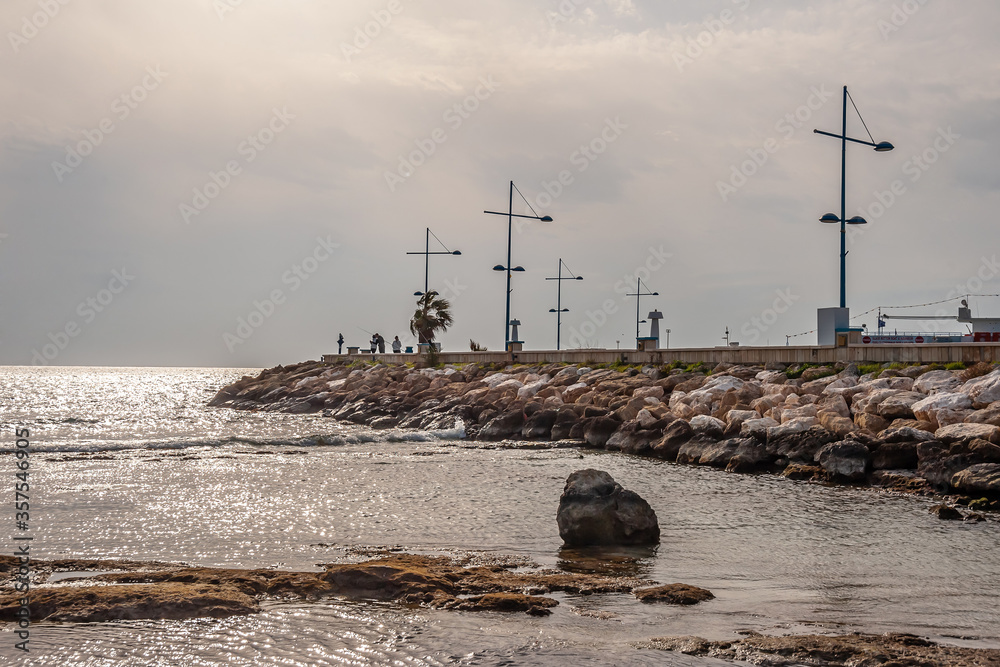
[1,366,998,666]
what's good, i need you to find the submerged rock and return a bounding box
[642,631,1000,666]
[556,469,660,546]
[633,583,714,605]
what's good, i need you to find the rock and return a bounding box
[950,462,1000,494]
[871,441,919,470]
[583,417,621,448]
[689,415,725,439]
[879,425,937,443]
[911,392,973,427]
[522,409,558,440]
[740,417,778,439]
[914,369,963,394]
[964,401,1000,427]
[780,404,818,423]
[550,408,581,440]
[871,470,934,494]
[0,583,258,623]
[606,420,667,455]
[642,631,1000,666]
[818,412,856,438]
[651,420,694,460]
[854,412,889,433]
[449,593,557,615]
[766,425,837,462]
[556,470,659,546]
[815,440,869,481]
[935,422,1000,445]
[479,409,526,440]
[915,440,1000,488]
[699,438,751,468]
[676,436,718,464]
[800,366,835,381]
[782,463,825,480]
[930,504,964,520]
[959,368,1000,408]
[633,385,664,399]
[634,584,714,605]
[877,391,925,420]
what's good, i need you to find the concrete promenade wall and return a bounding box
[322,343,1000,366]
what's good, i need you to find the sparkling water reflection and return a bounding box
[2,367,998,665]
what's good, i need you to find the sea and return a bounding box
[1,365,998,666]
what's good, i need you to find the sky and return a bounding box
[2,0,999,367]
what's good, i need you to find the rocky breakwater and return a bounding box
[211,360,1000,513]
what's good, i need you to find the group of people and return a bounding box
[336,333,402,354]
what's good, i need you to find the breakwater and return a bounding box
[211,358,1000,514]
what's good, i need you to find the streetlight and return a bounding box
[546,258,583,350]
[406,227,461,297]
[484,181,553,349]
[626,277,658,341]
[814,85,894,308]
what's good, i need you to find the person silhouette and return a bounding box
[337,333,344,354]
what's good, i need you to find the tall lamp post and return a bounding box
[814,85,894,308]
[626,277,658,341]
[484,181,553,349]
[546,258,583,350]
[406,227,461,298]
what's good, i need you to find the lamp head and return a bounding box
[492,264,505,271]
[652,292,659,296]
[512,266,525,272]
[820,213,840,224]
[846,216,868,225]
[414,291,423,296]
[452,250,462,255]
[539,215,553,222]
[874,141,894,152]
[575,276,583,280]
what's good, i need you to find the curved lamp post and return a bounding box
[484,181,553,349]
[546,258,583,350]
[406,227,461,298]
[814,85,894,308]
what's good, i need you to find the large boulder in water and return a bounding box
[556,469,659,546]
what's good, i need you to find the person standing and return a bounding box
[391,336,402,354]
[337,333,344,354]
[370,334,377,354]
[377,333,386,354]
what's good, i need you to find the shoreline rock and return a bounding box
[210,360,1000,512]
[0,552,689,623]
[640,631,1000,666]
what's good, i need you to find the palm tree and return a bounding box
[409,292,453,345]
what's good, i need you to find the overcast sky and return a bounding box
[2,0,999,367]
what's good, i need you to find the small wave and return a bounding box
[22,419,467,454]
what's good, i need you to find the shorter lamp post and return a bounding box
[626,277,658,342]
[407,227,461,298]
[546,258,583,350]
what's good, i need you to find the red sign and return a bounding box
[862,336,871,344]
[915,336,925,344]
